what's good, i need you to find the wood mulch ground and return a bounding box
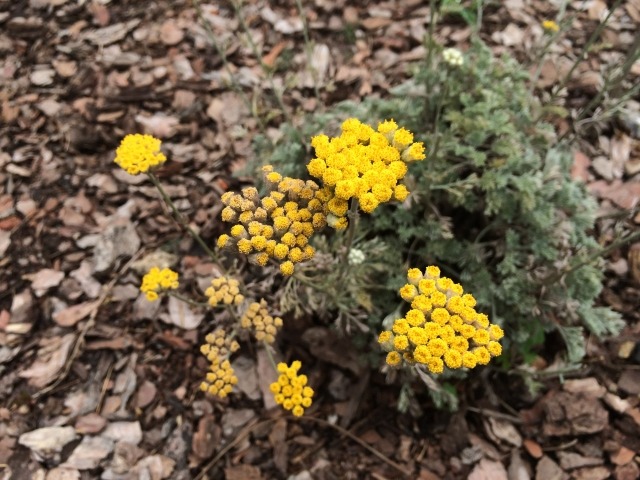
[1,0,639,479]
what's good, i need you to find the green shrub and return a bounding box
[255,38,623,376]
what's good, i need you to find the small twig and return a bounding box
[96,361,115,414]
[299,416,413,477]
[194,417,273,480]
[467,406,523,425]
[34,249,145,400]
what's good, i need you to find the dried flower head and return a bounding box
[205,277,244,307]
[115,134,166,175]
[218,166,327,275]
[269,361,314,417]
[240,299,284,344]
[199,328,241,398]
[140,267,179,301]
[379,266,503,373]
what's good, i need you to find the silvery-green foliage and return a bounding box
[255,38,623,370]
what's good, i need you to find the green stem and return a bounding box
[148,173,218,262]
[543,229,640,284]
[263,341,279,372]
[231,0,301,140]
[191,0,266,134]
[294,0,322,105]
[551,0,623,102]
[576,30,640,122]
[341,198,360,265]
[168,292,209,308]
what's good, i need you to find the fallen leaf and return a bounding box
[102,421,143,445]
[611,446,635,466]
[19,333,75,387]
[135,113,179,138]
[134,455,176,479]
[62,436,114,470]
[75,413,107,434]
[468,458,508,480]
[160,296,204,330]
[25,268,65,296]
[224,465,262,480]
[18,426,77,458]
[52,300,98,327]
[159,19,183,45]
[535,456,564,480]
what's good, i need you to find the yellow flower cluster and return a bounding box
[140,267,179,301]
[205,277,244,307]
[307,118,425,228]
[200,329,240,398]
[240,299,284,344]
[114,134,166,175]
[217,167,327,275]
[269,361,314,417]
[378,266,504,374]
[542,20,560,33]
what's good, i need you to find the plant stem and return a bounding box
[168,292,209,308]
[294,0,322,105]
[263,341,279,372]
[576,30,640,122]
[148,173,218,262]
[341,198,360,265]
[543,229,640,284]
[231,0,301,141]
[551,0,623,102]
[191,0,267,134]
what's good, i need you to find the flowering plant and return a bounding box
[113,116,501,416]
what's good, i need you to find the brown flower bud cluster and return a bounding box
[240,299,284,344]
[217,166,328,275]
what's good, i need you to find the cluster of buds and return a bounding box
[442,48,464,67]
[306,118,426,229]
[199,329,240,398]
[205,277,244,307]
[269,361,314,417]
[140,267,179,302]
[114,133,166,175]
[240,299,284,344]
[217,167,327,275]
[378,266,503,374]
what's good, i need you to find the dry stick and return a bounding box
[294,0,322,105]
[194,414,412,480]
[34,249,145,400]
[191,0,267,134]
[299,416,413,477]
[230,0,301,141]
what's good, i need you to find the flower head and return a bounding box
[240,299,283,344]
[115,134,166,175]
[140,267,179,301]
[380,266,503,373]
[270,361,314,416]
[442,48,464,67]
[205,277,244,307]
[542,20,560,33]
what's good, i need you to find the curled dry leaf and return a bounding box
[19,333,75,387]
